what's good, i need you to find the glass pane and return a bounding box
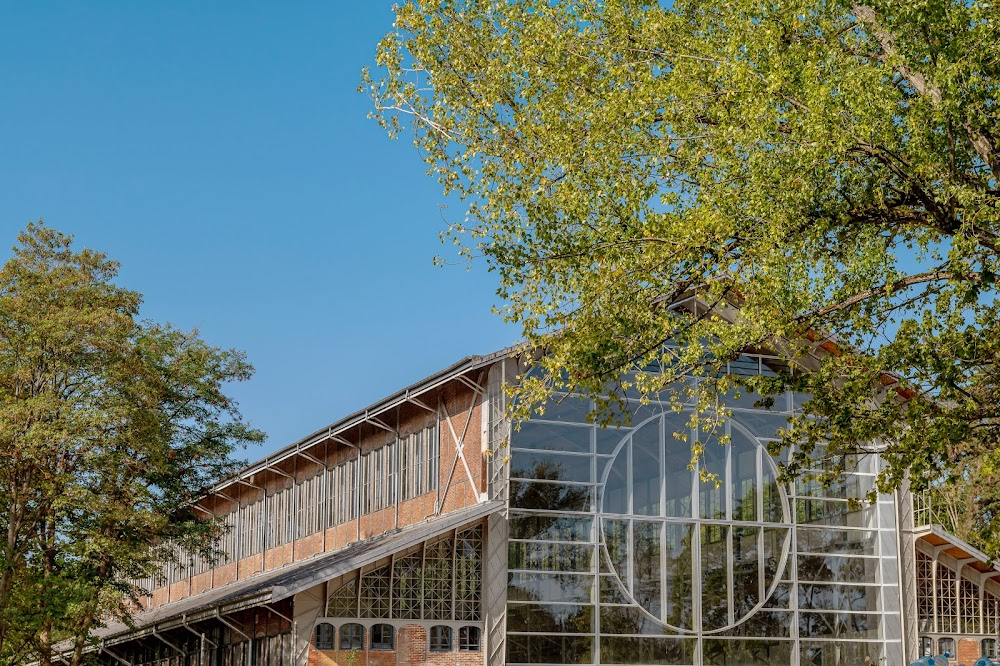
[512,421,592,452]
[702,524,730,630]
[510,513,593,542]
[763,527,789,582]
[507,634,593,665]
[663,412,693,519]
[699,433,727,520]
[603,449,629,515]
[702,638,793,665]
[796,555,880,583]
[510,481,593,512]
[799,640,882,666]
[711,610,793,638]
[599,637,696,665]
[596,426,629,455]
[731,431,758,521]
[508,572,593,604]
[798,611,880,639]
[632,421,662,516]
[633,520,663,619]
[509,542,594,572]
[598,604,663,634]
[664,522,693,629]
[511,451,592,484]
[506,603,594,633]
[535,395,593,425]
[733,527,760,615]
[797,582,882,612]
[599,574,631,604]
[795,498,876,529]
[603,519,630,583]
[732,411,790,440]
[796,527,877,556]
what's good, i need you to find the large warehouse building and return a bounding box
[77,345,1000,666]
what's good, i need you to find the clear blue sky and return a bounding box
[0,2,516,458]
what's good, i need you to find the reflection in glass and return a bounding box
[800,640,882,666]
[798,582,881,612]
[702,638,793,665]
[509,513,593,542]
[509,542,594,572]
[797,527,877,556]
[799,611,880,639]
[508,572,593,604]
[510,480,593,512]
[508,381,894,663]
[600,637,696,665]
[507,602,594,633]
[664,523,693,630]
[512,451,593,484]
[702,524,730,630]
[507,634,593,664]
[731,432,757,521]
[634,520,663,618]
[796,555,878,583]
[633,425,662,516]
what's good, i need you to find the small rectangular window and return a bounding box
[458,626,481,652]
[429,625,452,652]
[370,624,394,651]
[339,623,364,651]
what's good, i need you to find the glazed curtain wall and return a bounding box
[506,367,903,666]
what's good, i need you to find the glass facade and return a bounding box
[506,364,903,666]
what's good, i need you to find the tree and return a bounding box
[365,0,999,540]
[0,224,264,666]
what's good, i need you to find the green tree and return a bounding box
[365,0,999,525]
[0,224,263,665]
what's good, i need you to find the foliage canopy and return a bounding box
[366,0,1000,539]
[0,224,263,665]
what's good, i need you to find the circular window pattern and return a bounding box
[599,410,791,633]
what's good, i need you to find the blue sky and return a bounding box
[0,2,516,458]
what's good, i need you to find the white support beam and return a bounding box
[405,393,436,413]
[365,412,397,435]
[293,449,326,467]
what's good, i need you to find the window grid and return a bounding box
[359,565,392,618]
[135,423,440,594]
[937,564,958,634]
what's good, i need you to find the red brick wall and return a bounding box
[957,637,980,664]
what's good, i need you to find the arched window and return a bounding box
[919,637,933,657]
[370,624,394,651]
[458,626,481,652]
[340,623,364,651]
[314,623,335,650]
[938,637,955,657]
[429,625,452,652]
[983,638,997,658]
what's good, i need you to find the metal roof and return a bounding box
[915,524,1000,575]
[95,501,503,646]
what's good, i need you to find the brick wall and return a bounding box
[957,637,980,664]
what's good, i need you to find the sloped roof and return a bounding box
[916,524,999,575]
